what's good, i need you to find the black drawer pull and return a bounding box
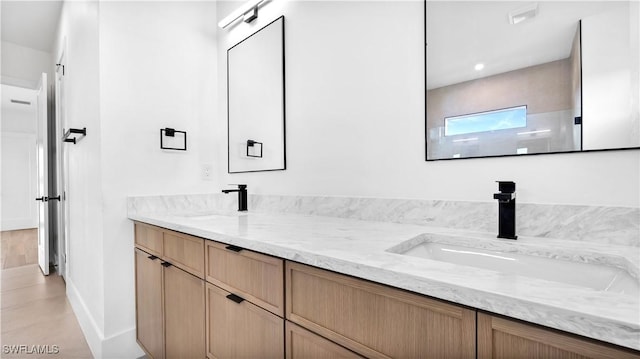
[148,255,158,260]
[161,261,172,267]
[225,245,244,253]
[226,293,245,304]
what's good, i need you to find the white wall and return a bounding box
[1,41,52,89]
[53,1,218,357]
[52,1,105,357]
[0,42,52,231]
[98,1,217,355]
[1,133,37,230]
[215,0,639,208]
[0,86,38,230]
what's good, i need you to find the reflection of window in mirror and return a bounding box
[444,106,527,137]
[426,1,639,161]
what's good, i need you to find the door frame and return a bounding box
[55,42,69,280]
[36,72,49,276]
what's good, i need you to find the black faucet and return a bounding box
[222,184,248,212]
[493,181,517,240]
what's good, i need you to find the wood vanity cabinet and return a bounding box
[204,240,285,359]
[285,261,476,359]
[134,222,205,359]
[135,222,640,359]
[477,313,640,359]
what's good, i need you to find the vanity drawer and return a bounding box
[205,241,284,316]
[206,283,284,359]
[134,222,163,256]
[163,230,205,278]
[286,321,363,359]
[285,261,476,359]
[478,313,640,359]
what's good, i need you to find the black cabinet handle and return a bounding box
[49,196,61,201]
[147,255,158,260]
[225,245,243,253]
[161,261,172,267]
[226,293,245,304]
[35,197,48,202]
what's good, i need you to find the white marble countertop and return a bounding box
[128,209,640,351]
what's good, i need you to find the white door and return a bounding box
[55,59,68,279]
[35,73,49,276]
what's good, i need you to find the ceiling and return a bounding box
[1,0,63,52]
[426,1,625,90]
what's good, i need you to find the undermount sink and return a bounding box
[388,235,639,297]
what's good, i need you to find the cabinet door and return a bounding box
[478,313,640,359]
[205,241,284,316]
[206,283,284,359]
[135,249,164,359]
[286,321,363,359]
[164,264,205,359]
[135,222,163,256]
[286,261,476,359]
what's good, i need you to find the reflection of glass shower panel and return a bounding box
[428,109,580,159]
[518,110,578,154]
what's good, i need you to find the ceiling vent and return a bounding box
[10,99,31,105]
[509,3,538,25]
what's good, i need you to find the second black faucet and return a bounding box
[222,184,248,212]
[493,181,517,240]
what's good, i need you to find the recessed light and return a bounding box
[474,63,485,71]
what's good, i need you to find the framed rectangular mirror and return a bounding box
[425,1,639,160]
[228,16,285,173]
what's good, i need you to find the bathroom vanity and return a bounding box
[129,201,640,359]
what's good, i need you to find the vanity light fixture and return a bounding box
[218,0,267,29]
[509,3,538,25]
[474,63,485,71]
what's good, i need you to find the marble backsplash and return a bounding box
[127,194,640,247]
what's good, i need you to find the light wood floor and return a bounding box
[0,264,93,358]
[1,229,38,269]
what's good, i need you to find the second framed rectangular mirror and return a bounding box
[426,1,639,160]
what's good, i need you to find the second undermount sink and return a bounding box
[387,235,639,297]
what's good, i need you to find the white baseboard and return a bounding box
[0,220,37,232]
[65,278,103,358]
[103,327,144,359]
[66,279,144,358]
